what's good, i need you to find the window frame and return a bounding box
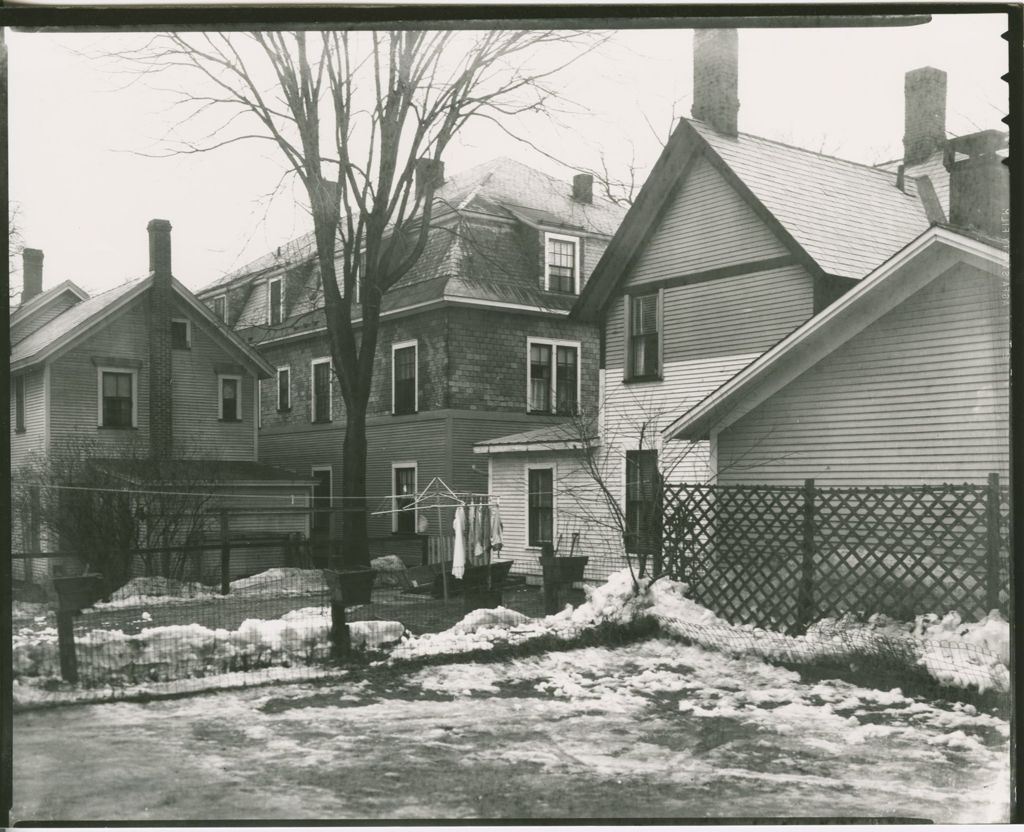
[96,366,138,429]
[624,290,664,382]
[14,374,26,433]
[217,374,243,422]
[170,317,191,350]
[211,294,227,322]
[276,366,291,412]
[526,337,581,416]
[267,277,283,325]
[391,461,418,534]
[310,357,333,423]
[526,463,556,549]
[624,449,660,555]
[543,232,581,295]
[391,339,418,415]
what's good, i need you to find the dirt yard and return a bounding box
[12,639,1009,822]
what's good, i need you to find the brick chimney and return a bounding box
[415,158,445,200]
[21,248,44,303]
[692,29,739,136]
[147,219,174,458]
[903,67,947,167]
[572,173,593,204]
[943,130,1009,239]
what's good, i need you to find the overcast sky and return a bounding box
[7,12,1009,298]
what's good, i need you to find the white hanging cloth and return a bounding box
[490,502,503,553]
[452,505,467,579]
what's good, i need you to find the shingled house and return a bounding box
[476,31,1009,582]
[194,158,626,556]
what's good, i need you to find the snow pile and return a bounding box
[12,601,52,622]
[450,607,530,634]
[96,576,218,609]
[349,620,406,650]
[229,568,327,595]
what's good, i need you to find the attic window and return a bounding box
[212,295,226,322]
[544,233,580,295]
[171,319,191,349]
[268,277,283,325]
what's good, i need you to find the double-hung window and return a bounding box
[527,467,554,547]
[528,339,579,415]
[98,368,137,428]
[544,233,580,294]
[14,375,25,432]
[277,366,291,411]
[393,464,417,533]
[392,340,418,415]
[268,277,283,325]
[311,358,332,423]
[625,450,659,554]
[219,375,242,422]
[171,318,191,349]
[626,292,661,380]
[212,295,226,322]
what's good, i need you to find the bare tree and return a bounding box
[104,30,600,568]
[9,201,24,303]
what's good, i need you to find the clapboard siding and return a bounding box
[237,280,269,327]
[11,367,45,469]
[170,297,256,460]
[717,264,1009,486]
[11,292,83,345]
[258,426,344,475]
[626,154,788,286]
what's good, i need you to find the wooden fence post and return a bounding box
[56,610,79,684]
[795,479,817,633]
[985,472,1002,611]
[220,510,230,596]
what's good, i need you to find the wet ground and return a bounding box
[13,639,1009,822]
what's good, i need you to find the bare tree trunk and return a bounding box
[339,401,369,569]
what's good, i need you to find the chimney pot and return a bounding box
[692,29,739,136]
[572,173,594,204]
[147,218,173,277]
[21,248,44,303]
[903,67,947,167]
[943,129,1008,239]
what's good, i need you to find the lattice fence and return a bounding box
[662,475,1010,633]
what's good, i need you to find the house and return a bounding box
[10,220,313,585]
[475,30,1006,582]
[193,157,626,560]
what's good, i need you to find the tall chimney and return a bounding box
[903,67,947,166]
[147,219,173,458]
[944,130,1009,240]
[415,158,445,200]
[21,248,44,303]
[572,173,593,204]
[692,29,739,136]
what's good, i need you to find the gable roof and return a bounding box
[473,419,597,454]
[10,279,90,326]
[663,225,1008,442]
[10,275,275,377]
[575,118,932,319]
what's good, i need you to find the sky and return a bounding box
[6,12,1009,299]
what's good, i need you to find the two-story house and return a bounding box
[194,158,626,559]
[10,220,313,585]
[476,30,996,582]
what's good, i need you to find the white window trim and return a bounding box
[543,232,580,294]
[391,339,418,415]
[267,277,284,325]
[391,461,418,533]
[211,294,227,322]
[310,357,333,422]
[217,374,243,422]
[276,365,291,411]
[525,461,556,550]
[96,366,139,428]
[171,317,191,348]
[526,337,582,415]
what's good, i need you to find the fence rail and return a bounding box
[662,475,1010,633]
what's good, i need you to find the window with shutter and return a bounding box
[629,293,660,379]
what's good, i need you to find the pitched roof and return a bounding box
[663,226,1008,441]
[474,419,597,453]
[575,118,933,318]
[10,279,90,325]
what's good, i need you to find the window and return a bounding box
[277,366,291,411]
[625,450,659,554]
[98,369,137,428]
[268,278,283,325]
[528,339,579,415]
[14,375,25,432]
[219,375,242,421]
[527,467,554,547]
[311,358,332,423]
[544,233,580,295]
[392,340,417,415]
[311,467,332,536]
[392,464,417,533]
[212,295,226,322]
[627,292,661,380]
[171,318,191,349]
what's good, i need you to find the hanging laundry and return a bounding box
[452,505,466,579]
[473,502,486,559]
[490,502,503,553]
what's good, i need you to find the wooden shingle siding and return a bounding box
[11,292,82,344]
[717,264,1009,486]
[237,280,269,327]
[626,155,788,287]
[11,367,45,469]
